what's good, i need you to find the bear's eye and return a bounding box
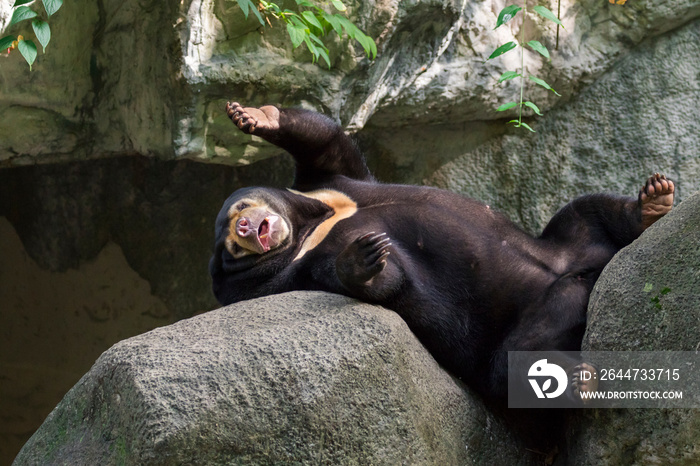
[237,202,250,211]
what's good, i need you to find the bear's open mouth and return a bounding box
[258,218,270,251]
[228,210,287,258]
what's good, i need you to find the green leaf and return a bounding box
[497,102,518,111]
[286,23,306,48]
[527,40,549,59]
[301,10,323,31]
[13,0,35,6]
[262,1,282,11]
[368,36,377,59]
[18,39,37,70]
[519,122,536,132]
[355,32,369,53]
[237,0,264,25]
[498,71,521,82]
[324,13,343,35]
[289,14,308,30]
[355,32,376,58]
[0,35,16,51]
[41,0,62,17]
[529,75,561,96]
[523,101,542,115]
[303,35,319,58]
[249,3,264,25]
[507,119,536,132]
[308,32,325,47]
[337,15,360,37]
[32,19,50,52]
[317,47,331,68]
[321,14,375,59]
[331,0,346,11]
[237,0,250,19]
[488,41,517,60]
[10,6,38,25]
[661,287,671,295]
[308,33,322,45]
[533,5,563,28]
[495,5,522,29]
[643,283,653,292]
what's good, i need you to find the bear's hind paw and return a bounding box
[225,102,280,135]
[639,173,674,229]
[571,363,598,405]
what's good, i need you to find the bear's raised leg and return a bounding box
[639,173,675,229]
[226,102,372,189]
[493,173,676,404]
[540,173,674,250]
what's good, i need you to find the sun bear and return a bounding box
[209,102,674,401]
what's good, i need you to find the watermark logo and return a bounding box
[510,351,699,408]
[528,359,568,399]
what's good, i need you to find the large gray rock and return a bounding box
[566,192,700,464]
[14,292,539,465]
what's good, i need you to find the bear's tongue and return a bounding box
[258,219,270,251]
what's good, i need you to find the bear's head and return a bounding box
[209,187,336,303]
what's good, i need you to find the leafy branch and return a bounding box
[487,1,562,132]
[1,0,63,70]
[232,0,376,68]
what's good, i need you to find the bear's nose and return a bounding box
[236,218,253,237]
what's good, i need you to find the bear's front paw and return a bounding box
[336,232,391,288]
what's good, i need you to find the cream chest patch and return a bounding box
[289,189,358,261]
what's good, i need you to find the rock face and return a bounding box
[13,292,538,466]
[566,192,700,464]
[2,0,699,177]
[425,16,700,233]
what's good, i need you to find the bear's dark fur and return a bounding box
[210,103,674,400]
